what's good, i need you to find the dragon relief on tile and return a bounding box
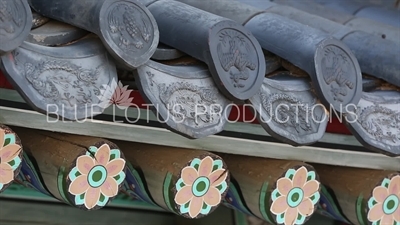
[321,46,355,102]
[12,51,104,108]
[108,3,152,50]
[261,93,320,134]
[217,29,257,88]
[357,105,400,144]
[0,0,23,36]
[147,71,222,127]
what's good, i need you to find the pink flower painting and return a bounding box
[68,144,126,210]
[368,175,400,225]
[0,127,22,192]
[270,166,320,225]
[174,156,229,218]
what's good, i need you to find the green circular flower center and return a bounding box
[287,187,304,208]
[383,195,399,215]
[93,171,102,182]
[192,177,210,197]
[87,165,107,188]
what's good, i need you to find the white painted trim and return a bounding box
[0,105,398,171]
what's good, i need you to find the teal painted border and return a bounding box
[57,166,73,205]
[356,194,368,225]
[163,172,176,213]
[259,182,274,224]
[234,211,249,225]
